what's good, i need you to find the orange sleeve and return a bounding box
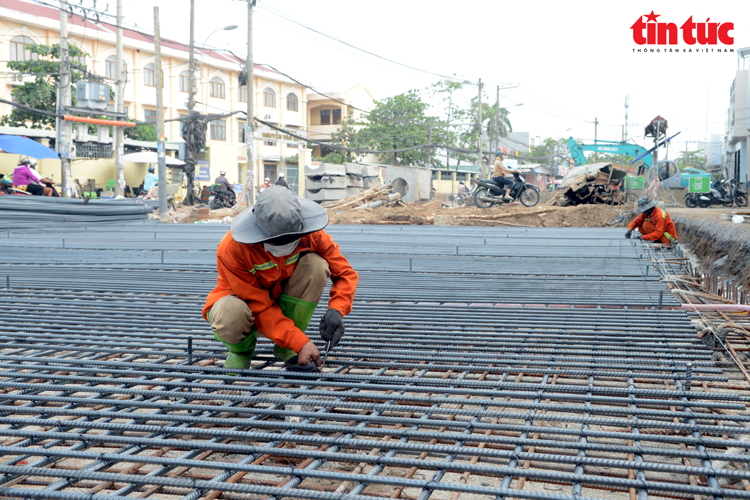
[215,250,310,353]
[641,210,667,241]
[313,231,359,316]
[628,213,645,231]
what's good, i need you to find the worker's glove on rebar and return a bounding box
[319,309,345,349]
[625,230,632,239]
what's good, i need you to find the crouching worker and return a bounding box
[625,197,678,245]
[203,186,358,372]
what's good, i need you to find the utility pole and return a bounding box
[427,117,433,167]
[684,141,689,171]
[245,0,257,205]
[58,0,72,197]
[183,0,196,206]
[494,85,500,160]
[624,95,629,141]
[154,7,167,216]
[594,117,599,162]
[477,78,484,177]
[114,0,124,197]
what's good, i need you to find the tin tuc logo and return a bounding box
[630,11,734,45]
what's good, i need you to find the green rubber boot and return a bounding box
[213,330,257,373]
[273,294,319,363]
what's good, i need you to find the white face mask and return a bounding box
[263,238,301,257]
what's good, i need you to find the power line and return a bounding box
[255,3,466,83]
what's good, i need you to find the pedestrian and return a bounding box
[276,172,289,188]
[625,197,678,245]
[202,185,359,372]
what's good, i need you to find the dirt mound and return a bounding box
[328,201,628,228]
[673,216,750,289]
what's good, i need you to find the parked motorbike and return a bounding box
[729,178,748,207]
[684,191,698,208]
[691,178,747,208]
[208,184,236,210]
[473,171,540,208]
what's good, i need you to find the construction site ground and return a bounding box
[0,219,749,500]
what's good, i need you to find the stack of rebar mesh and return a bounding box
[0,224,748,500]
[0,195,151,231]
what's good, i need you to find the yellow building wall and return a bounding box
[1,153,173,193]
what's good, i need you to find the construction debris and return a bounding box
[550,162,629,206]
[305,162,381,203]
[321,182,389,209]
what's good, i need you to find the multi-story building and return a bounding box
[726,47,750,183]
[0,0,308,192]
[698,134,723,169]
[307,83,378,163]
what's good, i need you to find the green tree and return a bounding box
[123,118,157,142]
[329,90,443,166]
[0,43,88,129]
[429,78,471,167]
[453,93,513,167]
[680,149,706,170]
[530,138,569,175]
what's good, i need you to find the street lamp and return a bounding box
[196,25,238,102]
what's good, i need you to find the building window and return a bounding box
[211,119,226,141]
[333,109,342,125]
[264,163,277,181]
[144,109,157,123]
[105,55,127,80]
[238,121,246,143]
[287,93,298,112]
[264,140,277,146]
[263,88,276,108]
[287,143,298,149]
[179,71,189,93]
[10,36,37,62]
[144,63,156,87]
[209,77,225,99]
[239,86,247,103]
[320,109,330,125]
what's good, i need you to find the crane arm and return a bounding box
[567,137,652,167]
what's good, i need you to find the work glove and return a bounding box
[632,233,643,241]
[319,309,345,349]
[625,230,632,239]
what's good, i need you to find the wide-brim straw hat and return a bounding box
[231,185,328,244]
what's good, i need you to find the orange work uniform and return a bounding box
[203,230,359,352]
[628,208,678,245]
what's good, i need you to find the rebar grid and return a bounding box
[0,225,748,500]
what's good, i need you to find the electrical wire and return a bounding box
[255,2,466,83]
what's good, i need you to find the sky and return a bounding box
[120,0,750,159]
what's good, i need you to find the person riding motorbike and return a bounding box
[28,159,57,196]
[143,166,158,193]
[491,155,514,202]
[12,159,51,196]
[276,172,290,189]
[214,169,236,205]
